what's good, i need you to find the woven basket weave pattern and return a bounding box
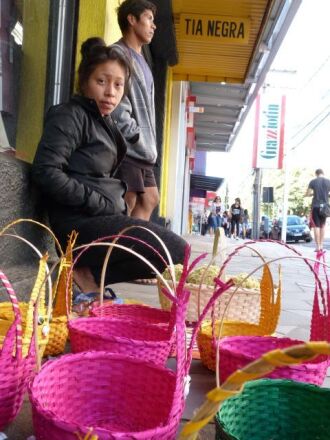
[0,270,36,430]
[69,317,174,365]
[215,379,330,440]
[219,335,329,385]
[158,281,261,324]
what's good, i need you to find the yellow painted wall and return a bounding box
[75,0,122,79]
[16,0,122,162]
[15,0,50,163]
[159,68,173,217]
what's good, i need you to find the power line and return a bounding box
[290,111,330,151]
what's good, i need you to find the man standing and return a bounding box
[112,0,159,221]
[305,169,330,252]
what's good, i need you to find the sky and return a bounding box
[206,0,330,199]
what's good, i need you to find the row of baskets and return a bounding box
[1,220,330,439]
[177,236,330,439]
[1,219,234,439]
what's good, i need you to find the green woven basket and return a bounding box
[215,379,330,440]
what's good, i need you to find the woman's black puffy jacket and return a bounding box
[32,96,128,221]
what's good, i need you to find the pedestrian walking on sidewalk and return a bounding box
[305,168,330,252]
[230,198,243,240]
[208,196,223,233]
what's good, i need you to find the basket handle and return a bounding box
[214,253,329,386]
[2,233,53,322]
[66,237,180,318]
[310,252,330,341]
[179,341,330,440]
[0,218,64,257]
[185,277,235,371]
[51,230,78,317]
[215,240,326,343]
[99,225,177,306]
[0,270,22,360]
[2,233,52,367]
[210,244,274,347]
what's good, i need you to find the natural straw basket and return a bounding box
[158,241,280,326]
[217,248,330,386]
[179,341,330,440]
[0,219,77,357]
[0,258,49,430]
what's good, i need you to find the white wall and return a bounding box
[166,81,189,234]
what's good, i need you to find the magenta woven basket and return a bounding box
[69,316,175,365]
[66,232,185,366]
[0,270,36,430]
[219,335,329,385]
[217,246,330,386]
[90,302,171,325]
[29,288,191,440]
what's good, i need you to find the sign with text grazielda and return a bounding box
[179,13,250,44]
[252,94,286,169]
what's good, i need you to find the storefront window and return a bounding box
[0,0,22,152]
[0,0,77,159]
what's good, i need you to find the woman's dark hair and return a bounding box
[77,37,132,95]
[214,196,221,202]
[235,197,241,204]
[117,0,157,34]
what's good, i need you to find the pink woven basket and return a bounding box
[67,232,182,366]
[30,288,191,439]
[90,302,171,325]
[218,246,330,386]
[69,316,175,365]
[0,270,36,430]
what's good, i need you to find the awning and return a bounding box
[190,174,224,192]
[171,0,302,152]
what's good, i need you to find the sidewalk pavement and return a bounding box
[4,234,330,439]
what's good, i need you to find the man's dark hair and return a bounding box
[315,169,324,176]
[117,0,156,34]
[78,38,132,94]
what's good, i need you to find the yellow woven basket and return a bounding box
[44,230,77,356]
[0,239,51,358]
[0,219,77,357]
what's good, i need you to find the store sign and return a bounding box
[252,94,286,169]
[180,13,250,44]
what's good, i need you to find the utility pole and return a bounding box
[252,168,262,239]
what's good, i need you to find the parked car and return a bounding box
[270,215,312,242]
